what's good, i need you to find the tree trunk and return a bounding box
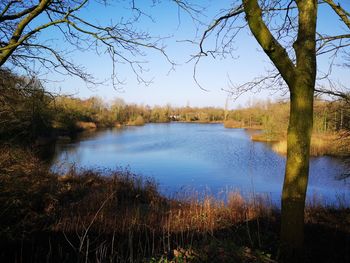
[280,79,314,262]
[242,1,316,259]
[278,1,317,261]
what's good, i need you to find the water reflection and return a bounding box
[51,123,350,204]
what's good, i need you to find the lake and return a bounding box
[52,123,349,204]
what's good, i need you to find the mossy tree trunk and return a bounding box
[280,79,314,262]
[242,0,317,262]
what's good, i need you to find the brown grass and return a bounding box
[250,133,281,142]
[224,119,242,128]
[114,122,123,128]
[53,176,274,240]
[127,115,145,126]
[1,146,349,262]
[224,120,263,130]
[0,146,277,262]
[271,132,350,156]
[75,121,97,130]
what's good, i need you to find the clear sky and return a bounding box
[32,0,350,109]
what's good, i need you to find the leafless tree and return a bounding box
[0,0,196,86]
[195,0,350,262]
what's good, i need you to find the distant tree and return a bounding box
[111,98,127,123]
[197,0,350,262]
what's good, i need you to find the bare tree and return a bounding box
[0,0,196,86]
[196,0,350,262]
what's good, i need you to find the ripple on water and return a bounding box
[52,123,350,205]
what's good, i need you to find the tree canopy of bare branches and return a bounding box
[195,0,350,98]
[196,1,349,262]
[0,0,197,86]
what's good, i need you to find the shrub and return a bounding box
[127,115,145,126]
[224,119,242,128]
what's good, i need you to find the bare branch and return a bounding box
[199,5,244,56]
[323,0,350,30]
[243,0,296,87]
[0,0,186,87]
[0,4,38,22]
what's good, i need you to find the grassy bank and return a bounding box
[127,115,146,126]
[250,133,281,143]
[272,133,350,156]
[250,132,350,157]
[0,70,227,145]
[1,146,349,263]
[223,98,350,157]
[224,119,263,130]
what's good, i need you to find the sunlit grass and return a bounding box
[75,121,97,130]
[271,132,350,156]
[0,146,277,262]
[1,146,349,262]
[127,115,146,126]
[223,119,242,128]
[250,133,281,142]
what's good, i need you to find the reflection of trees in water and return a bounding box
[50,144,81,173]
[51,128,128,171]
[70,128,111,142]
[65,127,124,145]
[335,157,350,180]
[37,143,56,163]
[244,129,262,138]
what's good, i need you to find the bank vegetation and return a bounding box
[1,69,350,262]
[0,146,349,263]
[224,99,350,157]
[2,69,350,158]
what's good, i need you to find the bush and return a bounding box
[0,70,54,143]
[224,119,242,128]
[127,115,145,126]
[0,146,58,239]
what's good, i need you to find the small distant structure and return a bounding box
[169,115,180,121]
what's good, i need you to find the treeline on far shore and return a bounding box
[224,99,350,156]
[2,68,350,157]
[1,70,350,263]
[0,69,225,145]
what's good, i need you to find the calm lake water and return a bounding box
[52,123,349,204]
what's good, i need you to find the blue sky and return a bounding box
[27,0,350,108]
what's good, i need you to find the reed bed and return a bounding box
[1,146,349,262]
[270,132,350,157]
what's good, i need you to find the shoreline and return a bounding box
[42,122,350,158]
[1,149,349,263]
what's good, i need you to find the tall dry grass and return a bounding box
[75,121,97,130]
[0,146,277,262]
[1,146,349,262]
[127,115,145,126]
[272,132,350,156]
[224,120,263,130]
[250,133,281,142]
[224,120,243,128]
